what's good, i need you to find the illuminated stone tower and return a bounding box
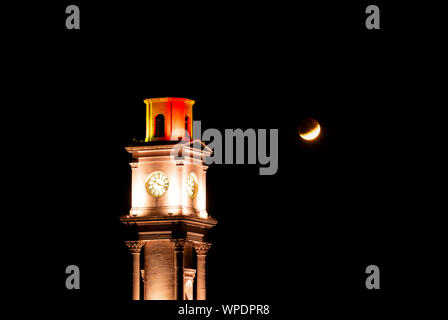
[121,97,217,300]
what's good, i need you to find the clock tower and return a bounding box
[121,97,217,300]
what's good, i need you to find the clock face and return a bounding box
[186,172,198,199]
[146,171,169,197]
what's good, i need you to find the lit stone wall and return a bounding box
[144,240,175,300]
[129,147,208,217]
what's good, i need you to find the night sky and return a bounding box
[12,1,445,317]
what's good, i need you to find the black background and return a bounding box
[7,0,446,317]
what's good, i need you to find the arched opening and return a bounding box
[155,114,165,137]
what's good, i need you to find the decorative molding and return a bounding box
[125,240,145,253]
[193,242,211,255]
[184,268,196,279]
[120,214,218,229]
[186,232,204,242]
[139,231,172,240]
[171,239,186,252]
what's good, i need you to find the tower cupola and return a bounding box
[144,97,194,142]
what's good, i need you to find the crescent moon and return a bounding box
[300,124,321,141]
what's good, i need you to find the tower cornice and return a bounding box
[126,140,212,165]
[120,214,217,229]
[143,97,195,105]
[126,140,212,154]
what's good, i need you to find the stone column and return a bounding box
[176,161,184,213]
[198,166,208,217]
[125,240,145,300]
[193,242,211,300]
[201,166,207,206]
[172,239,186,300]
